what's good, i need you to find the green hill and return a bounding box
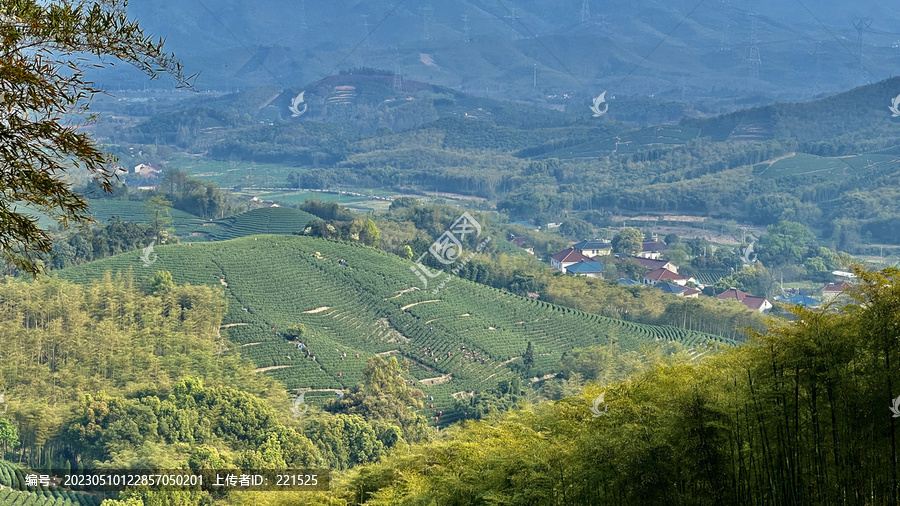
[184,207,318,241]
[59,235,733,424]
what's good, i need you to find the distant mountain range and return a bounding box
[106,0,900,110]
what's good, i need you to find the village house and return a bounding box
[550,248,593,273]
[632,257,679,273]
[133,163,161,177]
[507,235,535,255]
[571,239,613,258]
[638,240,669,259]
[655,282,701,298]
[564,260,605,278]
[821,281,852,303]
[717,288,773,312]
[643,268,695,286]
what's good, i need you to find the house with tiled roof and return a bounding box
[643,268,694,286]
[550,248,593,273]
[655,282,685,295]
[632,257,678,273]
[654,282,701,298]
[572,239,612,258]
[638,241,670,259]
[821,281,852,303]
[565,260,605,278]
[681,287,701,298]
[508,235,535,255]
[717,288,772,312]
[775,294,822,308]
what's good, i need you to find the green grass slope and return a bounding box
[59,235,734,423]
[184,207,318,241]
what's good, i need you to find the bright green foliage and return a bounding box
[148,270,175,294]
[323,356,428,443]
[0,274,283,468]
[0,0,189,275]
[612,227,643,255]
[302,414,384,470]
[335,267,900,505]
[756,220,816,266]
[0,419,17,451]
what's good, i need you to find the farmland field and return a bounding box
[87,199,203,235]
[59,235,736,424]
[165,155,299,188]
[537,125,701,159]
[756,153,900,181]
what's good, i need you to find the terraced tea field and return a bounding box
[538,125,701,159]
[183,207,317,241]
[0,461,101,506]
[60,235,734,423]
[755,153,900,182]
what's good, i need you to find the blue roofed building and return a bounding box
[565,260,605,278]
[776,294,822,308]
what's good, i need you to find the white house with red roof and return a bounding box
[550,248,593,273]
[717,288,772,312]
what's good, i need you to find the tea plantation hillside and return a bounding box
[59,235,734,423]
[183,207,318,241]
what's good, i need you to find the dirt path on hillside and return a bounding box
[254,365,291,373]
[401,300,440,310]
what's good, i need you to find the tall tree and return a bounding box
[0,0,190,275]
[612,227,643,255]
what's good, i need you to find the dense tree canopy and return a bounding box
[0,0,189,275]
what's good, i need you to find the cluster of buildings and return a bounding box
[510,236,850,313]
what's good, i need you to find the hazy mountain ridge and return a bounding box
[110,0,900,108]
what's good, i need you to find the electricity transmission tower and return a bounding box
[421,7,433,41]
[719,0,730,51]
[811,39,824,95]
[300,0,308,31]
[462,14,470,42]
[853,17,873,84]
[361,14,370,48]
[743,8,761,86]
[393,61,403,92]
[581,0,591,24]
